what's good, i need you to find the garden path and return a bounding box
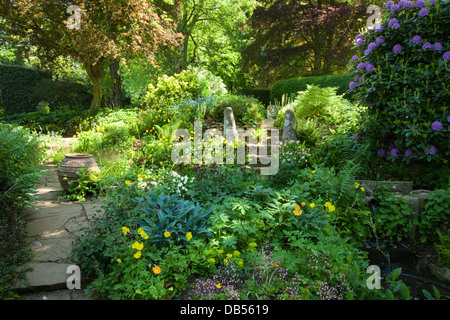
[17,165,103,300]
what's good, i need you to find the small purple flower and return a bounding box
[355,35,364,46]
[366,63,375,72]
[385,0,394,8]
[357,62,366,70]
[368,42,377,51]
[403,1,413,7]
[354,134,361,141]
[391,22,401,29]
[351,55,359,61]
[422,42,432,50]
[364,48,372,55]
[424,145,436,155]
[418,7,429,17]
[447,116,450,122]
[398,0,406,6]
[414,0,425,7]
[376,37,385,44]
[411,35,422,44]
[377,149,386,157]
[390,148,399,157]
[404,149,413,157]
[391,4,400,12]
[443,51,450,60]
[375,24,384,32]
[393,44,403,53]
[388,18,398,25]
[349,81,356,89]
[433,43,443,51]
[355,75,362,83]
[431,121,443,131]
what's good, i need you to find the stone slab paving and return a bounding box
[17,165,103,300]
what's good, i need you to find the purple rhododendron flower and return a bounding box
[418,7,429,17]
[366,63,375,72]
[364,49,372,55]
[431,121,443,131]
[404,149,413,157]
[385,0,394,8]
[368,42,377,51]
[414,0,425,7]
[377,149,386,157]
[393,44,402,53]
[443,51,450,60]
[349,81,356,89]
[357,62,365,70]
[351,55,359,61]
[390,148,399,157]
[433,43,443,51]
[376,37,385,44]
[375,24,384,32]
[391,22,401,29]
[411,35,422,44]
[422,42,432,50]
[424,145,436,155]
[391,4,400,12]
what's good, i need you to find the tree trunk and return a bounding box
[109,58,123,109]
[84,59,104,115]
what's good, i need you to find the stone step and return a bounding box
[14,263,73,292]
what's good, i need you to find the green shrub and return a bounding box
[347,0,449,166]
[371,185,415,242]
[270,73,352,104]
[0,124,44,299]
[417,187,450,243]
[239,89,271,106]
[209,95,264,126]
[145,68,227,108]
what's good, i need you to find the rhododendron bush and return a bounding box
[348,0,449,165]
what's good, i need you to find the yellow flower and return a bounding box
[152,266,161,274]
[208,258,216,264]
[301,202,306,207]
[309,203,315,208]
[238,259,244,266]
[273,262,278,267]
[132,241,144,251]
[324,202,332,208]
[355,182,360,188]
[164,231,171,238]
[226,254,233,259]
[249,242,257,248]
[361,187,365,192]
[186,232,192,241]
[122,226,130,235]
[312,170,316,174]
[216,283,222,289]
[117,258,122,263]
[134,250,142,259]
[125,180,131,186]
[293,204,302,216]
[328,205,336,212]
[218,249,224,255]
[233,250,240,257]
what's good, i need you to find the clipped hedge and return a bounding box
[270,73,353,104]
[0,64,92,116]
[0,64,47,115]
